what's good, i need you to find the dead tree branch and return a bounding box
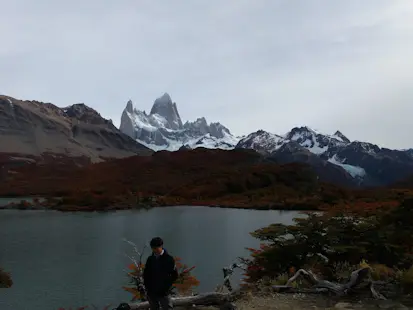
[123,239,148,300]
[216,263,244,293]
[272,267,387,300]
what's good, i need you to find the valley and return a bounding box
[1,92,413,212]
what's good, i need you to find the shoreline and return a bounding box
[0,199,317,212]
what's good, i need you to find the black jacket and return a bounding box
[143,250,178,297]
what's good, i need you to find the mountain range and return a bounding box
[119,93,239,151]
[119,93,413,187]
[236,128,413,187]
[1,92,412,188]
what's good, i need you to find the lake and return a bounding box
[0,206,301,310]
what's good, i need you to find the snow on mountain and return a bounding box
[236,126,413,185]
[236,127,369,183]
[233,130,284,154]
[119,95,413,186]
[237,126,348,155]
[327,155,366,178]
[406,149,413,158]
[284,126,348,155]
[119,93,239,151]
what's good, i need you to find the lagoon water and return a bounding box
[0,205,300,310]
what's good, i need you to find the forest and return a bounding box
[1,148,413,212]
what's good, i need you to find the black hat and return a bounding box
[150,237,163,248]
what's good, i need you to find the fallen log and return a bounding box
[272,267,386,300]
[116,259,244,310]
[126,290,240,309]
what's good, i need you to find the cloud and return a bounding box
[1,0,413,148]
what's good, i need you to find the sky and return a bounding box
[1,0,413,149]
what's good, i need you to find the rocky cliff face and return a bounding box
[119,93,239,151]
[0,95,152,162]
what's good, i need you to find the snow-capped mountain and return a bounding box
[236,126,413,186]
[118,94,413,186]
[237,127,348,154]
[119,93,239,151]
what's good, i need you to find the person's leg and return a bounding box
[147,295,160,310]
[159,295,173,310]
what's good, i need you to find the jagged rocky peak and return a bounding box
[333,130,350,143]
[285,126,316,140]
[184,117,209,132]
[150,92,183,130]
[235,129,284,154]
[119,92,239,151]
[64,103,111,126]
[285,126,350,147]
[65,103,97,115]
[209,122,231,138]
[125,100,134,113]
[183,118,230,138]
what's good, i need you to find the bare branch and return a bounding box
[273,267,387,300]
[369,281,387,300]
[216,262,244,293]
[285,269,319,287]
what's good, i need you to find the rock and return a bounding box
[334,302,354,309]
[376,300,409,309]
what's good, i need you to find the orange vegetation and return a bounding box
[1,148,412,211]
[123,256,199,301]
[0,267,12,288]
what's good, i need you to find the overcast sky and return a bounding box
[1,0,413,149]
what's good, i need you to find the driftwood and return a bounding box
[216,263,244,293]
[272,267,387,300]
[126,291,241,309]
[123,239,147,298]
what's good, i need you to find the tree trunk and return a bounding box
[127,291,240,309]
[272,267,386,299]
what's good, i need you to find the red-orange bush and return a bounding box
[123,256,200,301]
[0,267,12,288]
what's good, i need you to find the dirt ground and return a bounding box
[231,293,412,310]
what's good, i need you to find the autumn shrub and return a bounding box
[14,199,32,209]
[123,256,200,302]
[243,198,413,285]
[0,267,13,288]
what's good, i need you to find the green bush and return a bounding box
[244,199,413,284]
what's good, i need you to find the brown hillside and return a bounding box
[0,95,152,162]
